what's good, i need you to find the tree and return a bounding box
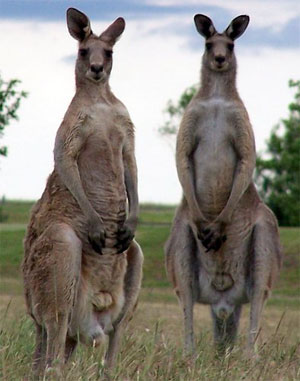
[0,74,27,157]
[0,74,27,221]
[256,80,300,226]
[159,84,197,137]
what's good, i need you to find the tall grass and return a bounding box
[0,201,299,379]
[1,300,299,380]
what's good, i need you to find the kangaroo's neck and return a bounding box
[199,62,238,100]
[75,79,115,105]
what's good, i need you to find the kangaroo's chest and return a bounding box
[78,102,128,176]
[84,103,127,149]
[195,98,235,143]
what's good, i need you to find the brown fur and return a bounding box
[165,14,282,355]
[23,8,143,377]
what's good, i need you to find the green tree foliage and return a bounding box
[159,84,197,136]
[256,80,300,226]
[0,74,27,221]
[0,74,27,157]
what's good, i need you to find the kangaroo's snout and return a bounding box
[215,55,225,64]
[91,64,104,74]
[88,60,105,82]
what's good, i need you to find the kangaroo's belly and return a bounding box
[193,140,237,220]
[78,143,127,253]
[78,134,127,214]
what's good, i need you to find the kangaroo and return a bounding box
[22,8,143,376]
[165,14,282,355]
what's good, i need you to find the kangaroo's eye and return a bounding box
[79,48,89,57]
[227,43,234,52]
[206,42,212,50]
[104,49,113,59]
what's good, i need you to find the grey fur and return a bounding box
[165,14,282,355]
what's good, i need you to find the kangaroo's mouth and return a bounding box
[91,72,103,81]
[215,62,226,70]
[213,62,228,72]
[93,75,102,81]
[86,70,106,83]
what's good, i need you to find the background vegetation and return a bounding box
[256,80,300,226]
[0,74,27,222]
[0,201,299,380]
[0,74,27,159]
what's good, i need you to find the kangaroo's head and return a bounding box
[194,14,249,72]
[66,8,125,85]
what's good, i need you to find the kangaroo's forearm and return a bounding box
[124,157,139,221]
[177,159,206,223]
[55,158,96,219]
[217,158,254,223]
[215,113,256,224]
[176,109,205,223]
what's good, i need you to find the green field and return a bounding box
[0,200,299,380]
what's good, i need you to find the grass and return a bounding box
[0,229,25,277]
[0,200,299,380]
[1,297,299,380]
[0,200,35,224]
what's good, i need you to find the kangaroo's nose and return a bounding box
[90,64,104,74]
[215,55,225,64]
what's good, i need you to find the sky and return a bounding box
[0,0,299,203]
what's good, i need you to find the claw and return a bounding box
[100,234,106,247]
[88,235,103,255]
[115,239,132,254]
[212,237,222,251]
[202,231,214,247]
[114,224,134,254]
[202,239,210,248]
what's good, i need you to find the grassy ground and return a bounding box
[0,200,299,380]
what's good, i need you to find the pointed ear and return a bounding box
[194,14,217,39]
[66,8,92,41]
[225,15,249,40]
[99,17,125,45]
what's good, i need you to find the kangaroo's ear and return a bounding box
[225,15,249,40]
[194,14,217,39]
[99,18,125,45]
[66,8,92,41]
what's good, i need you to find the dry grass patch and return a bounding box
[0,293,299,380]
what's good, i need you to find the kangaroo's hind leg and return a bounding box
[104,240,143,368]
[32,323,47,376]
[28,222,82,376]
[64,336,77,363]
[248,205,282,353]
[165,206,199,354]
